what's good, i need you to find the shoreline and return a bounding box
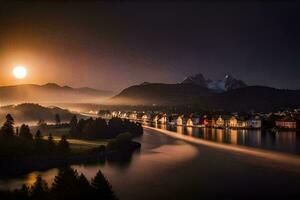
[0,141,141,179]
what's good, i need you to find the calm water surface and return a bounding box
[149,123,300,155]
[1,127,300,199]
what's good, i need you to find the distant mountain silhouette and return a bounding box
[112,83,212,105]
[0,103,76,123]
[181,73,247,92]
[181,73,207,87]
[112,77,300,112]
[0,83,113,104]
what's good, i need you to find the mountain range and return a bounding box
[181,73,247,92]
[0,83,112,105]
[112,73,300,112]
[1,74,299,112]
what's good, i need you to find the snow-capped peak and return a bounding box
[181,73,207,87]
[181,73,247,92]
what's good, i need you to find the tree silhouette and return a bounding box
[6,114,14,124]
[69,117,143,140]
[91,170,117,200]
[34,130,45,155]
[35,130,42,140]
[0,114,15,137]
[47,133,55,153]
[69,115,78,137]
[19,124,33,140]
[17,184,30,200]
[57,135,70,154]
[51,167,79,199]
[0,168,118,200]
[77,173,94,198]
[55,114,61,127]
[30,175,49,200]
[16,126,19,136]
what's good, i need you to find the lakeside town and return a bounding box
[96,108,300,130]
[2,1,300,199]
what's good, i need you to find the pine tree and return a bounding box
[34,130,45,155]
[69,115,78,137]
[51,167,79,199]
[47,133,55,153]
[35,130,42,140]
[57,135,70,154]
[0,114,15,137]
[48,133,54,143]
[77,173,93,198]
[91,170,117,200]
[20,184,30,195]
[30,175,49,200]
[6,114,14,124]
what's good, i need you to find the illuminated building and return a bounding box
[276,117,297,129]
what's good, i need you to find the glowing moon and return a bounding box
[13,66,27,79]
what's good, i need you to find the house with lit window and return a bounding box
[119,112,127,119]
[247,116,262,128]
[275,116,297,129]
[111,111,118,117]
[176,115,183,126]
[204,116,215,127]
[141,113,151,123]
[186,118,193,127]
[229,116,238,128]
[215,116,225,128]
[158,114,167,124]
[237,118,247,128]
[191,116,201,127]
[152,115,159,123]
[168,115,176,125]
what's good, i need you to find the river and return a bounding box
[1,127,300,199]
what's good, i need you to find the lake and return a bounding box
[1,127,300,199]
[149,123,300,155]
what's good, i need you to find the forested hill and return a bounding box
[0,103,76,124]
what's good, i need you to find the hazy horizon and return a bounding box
[0,71,299,93]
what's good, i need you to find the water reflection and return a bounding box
[0,131,199,192]
[216,129,223,143]
[275,132,297,153]
[151,124,300,155]
[230,130,237,145]
[177,126,184,135]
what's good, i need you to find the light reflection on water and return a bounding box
[1,126,300,199]
[0,131,199,194]
[150,123,300,155]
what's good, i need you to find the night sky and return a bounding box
[1,1,300,91]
